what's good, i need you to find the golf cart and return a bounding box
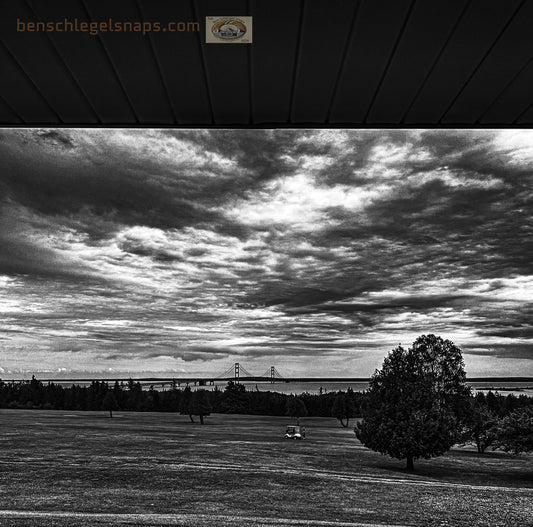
[285,425,306,439]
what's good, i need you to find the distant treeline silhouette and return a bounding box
[0,376,363,417]
[1,376,532,421]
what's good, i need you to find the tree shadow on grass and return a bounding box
[369,449,533,488]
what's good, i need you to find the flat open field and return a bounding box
[0,410,532,526]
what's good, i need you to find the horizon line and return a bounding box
[4,375,533,384]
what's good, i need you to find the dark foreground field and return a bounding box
[0,410,532,527]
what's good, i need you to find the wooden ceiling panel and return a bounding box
[26,0,137,124]
[0,0,97,123]
[516,102,533,125]
[0,95,22,123]
[0,42,60,123]
[83,0,175,123]
[290,0,359,123]
[327,0,414,124]
[1,0,532,126]
[403,0,524,124]
[250,0,301,124]
[442,1,533,123]
[366,0,468,124]
[479,59,533,125]
[139,0,212,124]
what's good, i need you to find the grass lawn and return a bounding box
[0,409,532,526]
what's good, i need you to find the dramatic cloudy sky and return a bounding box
[0,128,532,378]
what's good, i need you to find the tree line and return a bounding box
[1,372,532,427]
[0,376,365,420]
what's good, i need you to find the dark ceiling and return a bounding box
[1,0,533,127]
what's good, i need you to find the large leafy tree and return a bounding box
[355,334,471,470]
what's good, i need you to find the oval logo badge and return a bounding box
[211,18,247,41]
[206,16,252,44]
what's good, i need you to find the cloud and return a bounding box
[33,129,75,148]
[0,129,532,377]
[464,343,533,361]
[480,328,533,339]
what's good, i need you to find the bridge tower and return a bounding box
[234,362,240,380]
[270,366,275,383]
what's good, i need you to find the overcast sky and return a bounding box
[0,128,532,378]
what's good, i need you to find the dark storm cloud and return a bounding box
[263,288,358,308]
[105,346,232,362]
[0,129,276,244]
[0,225,103,283]
[297,294,481,314]
[0,153,228,239]
[118,236,184,263]
[0,129,262,282]
[1,129,533,376]
[465,343,533,361]
[303,133,533,288]
[175,129,297,191]
[365,182,533,279]
[34,129,74,148]
[477,327,533,339]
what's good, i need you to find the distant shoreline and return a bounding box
[4,376,533,384]
[475,386,533,392]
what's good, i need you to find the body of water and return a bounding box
[236,380,533,397]
[13,379,533,397]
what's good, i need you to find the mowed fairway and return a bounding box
[0,410,532,526]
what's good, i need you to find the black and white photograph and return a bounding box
[0,128,532,526]
[1,0,533,525]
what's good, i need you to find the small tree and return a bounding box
[493,407,533,455]
[102,391,118,418]
[461,402,498,453]
[222,381,248,413]
[356,334,470,470]
[180,386,195,422]
[286,396,308,425]
[189,390,212,425]
[331,392,357,427]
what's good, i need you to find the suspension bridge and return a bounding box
[152,363,288,387]
[11,363,290,388]
[216,363,285,383]
[8,364,375,388]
